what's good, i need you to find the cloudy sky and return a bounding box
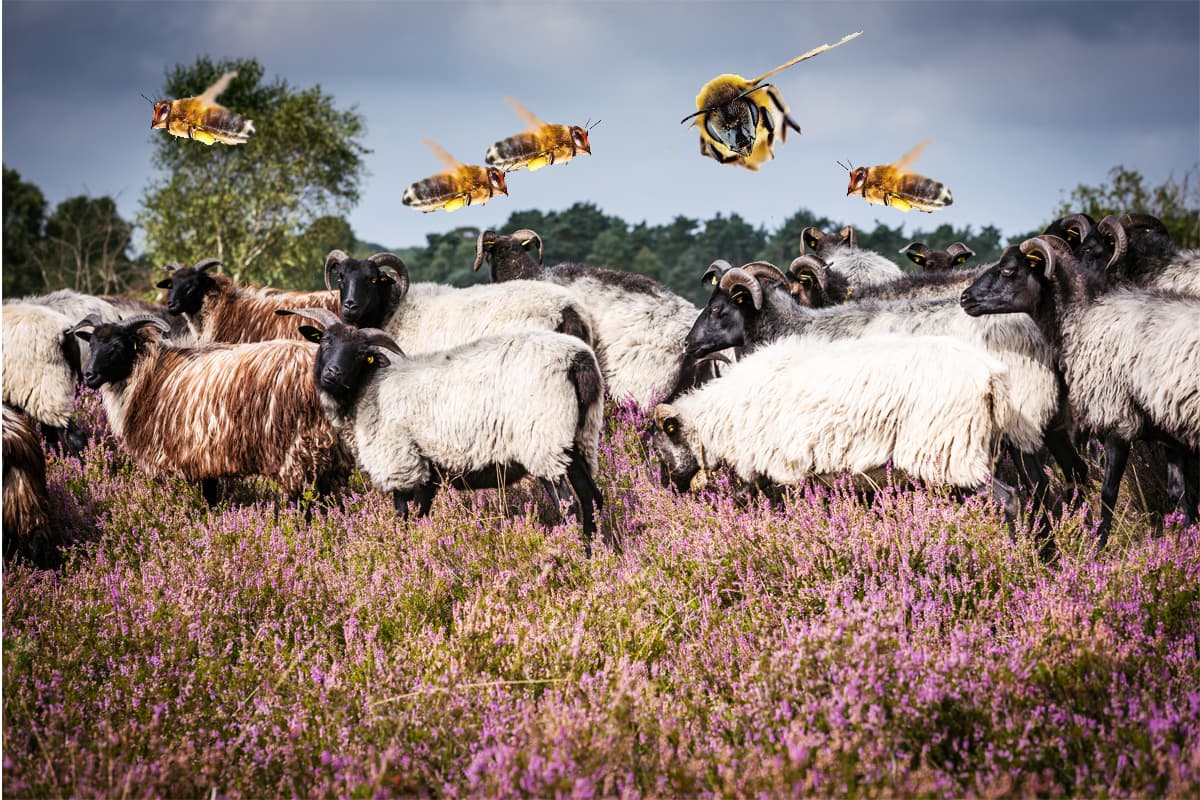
[3,1,1197,252]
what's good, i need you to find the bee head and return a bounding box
[487,168,508,195]
[569,126,592,155]
[846,166,868,196]
[150,100,172,129]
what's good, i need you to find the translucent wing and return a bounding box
[504,97,546,131]
[750,31,862,85]
[198,70,238,104]
[893,138,932,171]
[421,138,463,169]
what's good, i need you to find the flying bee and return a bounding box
[841,139,953,213]
[486,98,597,172]
[681,31,861,171]
[402,139,509,213]
[148,70,255,146]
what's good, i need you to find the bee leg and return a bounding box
[758,105,776,146]
[701,139,740,165]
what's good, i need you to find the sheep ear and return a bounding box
[73,330,93,342]
[155,278,173,289]
[653,404,680,435]
[801,227,824,252]
[900,243,929,267]
[298,325,323,344]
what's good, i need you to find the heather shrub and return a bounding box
[4,394,1198,797]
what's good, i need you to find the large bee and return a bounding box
[842,139,953,213]
[149,70,255,146]
[681,31,861,171]
[485,98,595,172]
[402,139,509,213]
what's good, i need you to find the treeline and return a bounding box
[377,203,1007,305]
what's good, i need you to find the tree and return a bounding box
[138,57,369,288]
[1054,165,1200,248]
[3,166,47,297]
[36,196,136,295]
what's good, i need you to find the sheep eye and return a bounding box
[370,277,378,284]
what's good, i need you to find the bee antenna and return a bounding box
[836,159,854,172]
[140,93,156,105]
[586,118,602,131]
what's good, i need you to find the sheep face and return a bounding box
[156,260,219,316]
[74,322,144,388]
[647,405,701,492]
[685,287,751,357]
[960,245,1046,318]
[329,254,406,328]
[301,319,401,417]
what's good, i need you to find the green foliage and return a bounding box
[137,56,369,288]
[2,165,47,296]
[1054,165,1200,248]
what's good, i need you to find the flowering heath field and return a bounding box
[4,391,1199,798]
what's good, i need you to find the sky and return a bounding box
[3,0,1198,253]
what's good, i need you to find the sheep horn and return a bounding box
[694,352,731,366]
[324,249,351,291]
[702,259,734,287]
[718,267,763,310]
[512,229,544,265]
[1019,236,1072,279]
[898,242,928,256]
[161,261,185,275]
[1097,215,1128,274]
[838,226,857,249]
[472,230,497,272]
[741,260,791,286]
[945,242,976,260]
[368,252,409,281]
[1120,212,1165,234]
[193,257,222,273]
[275,307,342,329]
[66,313,106,335]
[118,315,171,335]
[801,226,825,253]
[788,255,828,288]
[360,328,405,356]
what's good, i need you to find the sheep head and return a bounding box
[71,315,170,389]
[325,251,409,328]
[155,257,222,316]
[472,229,543,282]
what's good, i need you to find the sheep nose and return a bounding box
[320,364,344,389]
[83,371,103,389]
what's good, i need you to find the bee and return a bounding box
[841,139,953,213]
[681,31,861,171]
[402,139,509,213]
[485,98,596,172]
[149,70,255,146]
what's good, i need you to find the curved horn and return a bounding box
[119,315,171,335]
[1019,236,1072,279]
[66,313,106,335]
[368,253,410,300]
[512,229,544,265]
[1097,215,1128,274]
[193,257,222,273]
[275,307,342,329]
[718,268,763,310]
[801,226,825,253]
[324,249,351,291]
[360,328,405,356]
[898,242,929,256]
[788,254,829,288]
[702,259,733,286]
[741,260,790,286]
[838,226,857,249]
[161,261,186,275]
[945,242,976,260]
[473,230,496,272]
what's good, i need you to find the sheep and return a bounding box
[686,259,1081,528]
[1082,213,1200,297]
[470,229,707,406]
[800,225,905,299]
[789,252,988,304]
[649,334,1017,517]
[155,257,341,343]
[899,241,977,272]
[278,308,608,553]
[1,302,86,451]
[3,404,60,568]
[69,314,353,506]
[961,235,1200,546]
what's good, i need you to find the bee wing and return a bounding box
[892,138,933,171]
[421,138,463,169]
[504,97,547,131]
[198,70,238,104]
[750,31,862,85]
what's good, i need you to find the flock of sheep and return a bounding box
[3,211,1198,567]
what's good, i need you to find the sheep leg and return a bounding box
[1045,427,1089,487]
[392,479,439,518]
[1098,435,1131,550]
[1165,442,1199,525]
[541,477,575,524]
[1011,447,1052,538]
[564,449,605,556]
[201,478,220,507]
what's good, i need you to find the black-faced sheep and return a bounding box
[961,236,1200,545]
[70,314,352,506]
[470,230,706,406]
[899,241,977,272]
[279,308,608,553]
[155,257,342,343]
